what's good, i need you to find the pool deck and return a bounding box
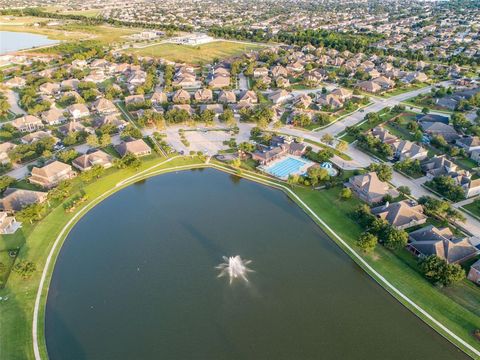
[259,155,314,180]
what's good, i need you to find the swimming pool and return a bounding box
[263,156,312,179]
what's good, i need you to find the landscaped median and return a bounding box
[1,155,479,360]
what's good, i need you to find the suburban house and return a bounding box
[239,90,258,104]
[0,211,21,234]
[472,149,480,164]
[345,172,399,204]
[456,136,480,153]
[21,131,58,145]
[4,76,26,88]
[125,94,145,106]
[268,89,290,105]
[371,127,398,145]
[371,200,427,230]
[60,78,80,90]
[420,121,459,142]
[392,140,428,161]
[12,115,43,132]
[271,65,288,78]
[209,74,230,89]
[294,94,312,109]
[199,104,223,117]
[72,150,113,171]
[92,98,118,115]
[0,142,16,164]
[218,90,236,103]
[115,139,151,157]
[39,82,60,95]
[67,103,90,119]
[408,225,478,264]
[172,89,191,104]
[253,67,269,78]
[467,259,480,285]
[416,114,450,124]
[316,93,343,109]
[0,188,48,212]
[41,108,66,125]
[194,88,213,102]
[422,155,458,179]
[356,80,382,93]
[150,91,168,105]
[93,115,128,130]
[29,161,76,189]
[59,121,89,136]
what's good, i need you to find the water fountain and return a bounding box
[216,255,253,284]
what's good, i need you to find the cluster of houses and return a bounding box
[371,126,428,162]
[247,45,439,95]
[345,172,479,274]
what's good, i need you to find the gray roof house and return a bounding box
[408,225,478,264]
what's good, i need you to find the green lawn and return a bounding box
[381,82,429,98]
[463,200,480,219]
[125,41,265,64]
[0,155,204,360]
[290,186,480,357]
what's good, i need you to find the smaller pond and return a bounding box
[0,31,59,55]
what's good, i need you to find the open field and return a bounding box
[0,18,144,46]
[125,41,265,64]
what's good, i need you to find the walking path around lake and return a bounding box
[31,157,480,360]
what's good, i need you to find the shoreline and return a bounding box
[30,157,480,359]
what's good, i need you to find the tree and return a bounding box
[307,167,329,186]
[86,134,99,148]
[336,140,348,152]
[368,163,393,182]
[0,93,10,116]
[357,232,378,252]
[121,125,143,140]
[287,174,299,187]
[421,107,430,114]
[238,142,256,153]
[48,180,73,202]
[340,187,352,200]
[100,133,111,147]
[397,185,411,195]
[419,255,465,286]
[321,133,334,144]
[0,175,15,193]
[230,158,241,168]
[219,108,235,125]
[117,153,141,170]
[16,203,45,223]
[56,149,79,164]
[383,228,408,250]
[13,260,36,279]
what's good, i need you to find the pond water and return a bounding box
[0,31,58,55]
[45,169,467,359]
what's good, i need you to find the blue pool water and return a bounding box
[264,157,310,179]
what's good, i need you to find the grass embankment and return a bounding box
[288,186,480,358]
[463,200,480,220]
[0,155,203,360]
[125,41,264,64]
[1,158,479,359]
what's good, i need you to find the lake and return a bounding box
[45,169,467,359]
[0,31,58,55]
